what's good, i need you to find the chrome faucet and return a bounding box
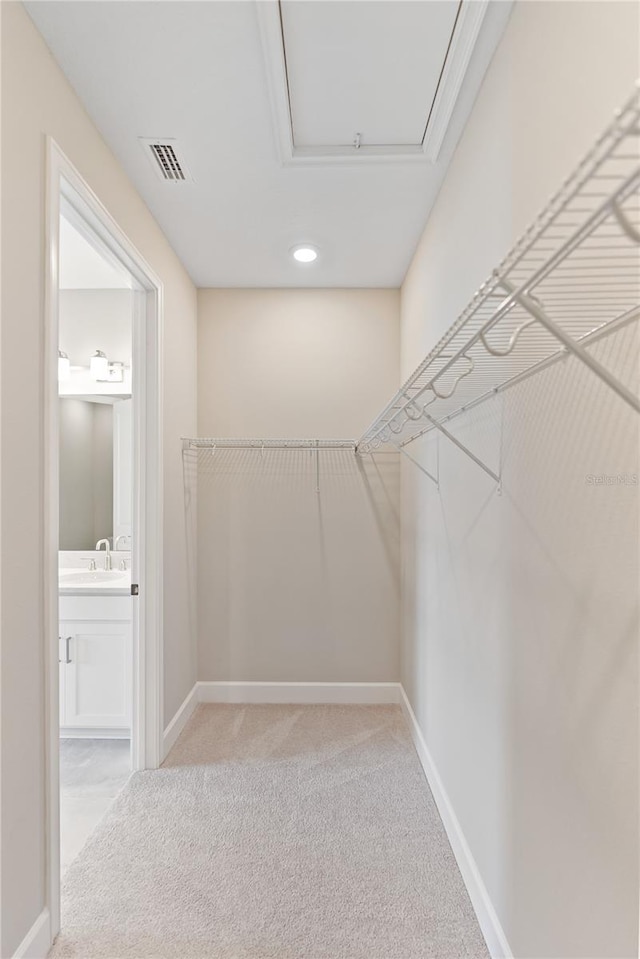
[95,539,112,571]
[114,534,130,551]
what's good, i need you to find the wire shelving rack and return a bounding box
[357,88,640,465]
[182,438,356,452]
[182,439,361,495]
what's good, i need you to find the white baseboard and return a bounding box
[162,682,199,758]
[60,727,130,739]
[197,681,402,705]
[399,687,513,959]
[12,907,51,959]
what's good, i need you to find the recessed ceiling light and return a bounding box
[292,245,318,264]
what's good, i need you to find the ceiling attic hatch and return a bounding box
[258,0,489,166]
[139,138,194,182]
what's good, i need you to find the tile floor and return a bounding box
[60,738,131,874]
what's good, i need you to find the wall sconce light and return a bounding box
[90,351,126,383]
[58,350,71,381]
[58,350,71,380]
[90,350,109,380]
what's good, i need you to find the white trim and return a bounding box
[44,139,164,945]
[423,0,489,162]
[60,728,130,740]
[12,908,51,959]
[256,0,295,166]
[197,681,402,705]
[399,687,513,959]
[130,283,164,772]
[256,0,491,166]
[44,137,63,945]
[162,683,199,758]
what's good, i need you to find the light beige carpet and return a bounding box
[50,704,489,959]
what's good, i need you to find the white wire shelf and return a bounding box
[357,86,640,455]
[182,437,357,451]
[182,438,362,495]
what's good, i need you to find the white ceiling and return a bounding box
[26,1,512,289]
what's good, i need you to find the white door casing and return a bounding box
[45,138,164,943]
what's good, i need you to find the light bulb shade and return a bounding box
[58,350,71,381]
[291,245,318,263]
[90,350,109,380]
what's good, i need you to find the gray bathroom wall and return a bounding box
[59,398,114,550]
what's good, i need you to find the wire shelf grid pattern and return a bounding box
[357,89,640,453]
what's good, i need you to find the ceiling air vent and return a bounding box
[138,138,193,183]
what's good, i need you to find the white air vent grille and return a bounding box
[138,138,193,183]
[150,143,185,180]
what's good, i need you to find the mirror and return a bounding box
[59,396,131,550]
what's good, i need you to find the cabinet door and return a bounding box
[61,621,131,729]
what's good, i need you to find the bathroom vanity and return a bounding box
[59,561,132,738]
[57,385,134,736]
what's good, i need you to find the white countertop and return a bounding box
[59,567,131,596]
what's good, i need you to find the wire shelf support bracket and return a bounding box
[498,278,640,414]
[393,442,440,491]
[424,414,501,493]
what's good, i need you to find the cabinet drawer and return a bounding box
[59,594,132,622]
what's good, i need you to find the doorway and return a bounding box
[58,200,135,874]
[45,140,164,940]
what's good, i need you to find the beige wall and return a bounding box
[400,2,639,957]
[198,289,400,439]
[197,289,400,683]
[0,4,197,954]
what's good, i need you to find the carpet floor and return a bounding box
[50,704,489,959]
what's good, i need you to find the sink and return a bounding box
[59,568,130,588]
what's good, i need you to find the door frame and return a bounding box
[44,138,164,939]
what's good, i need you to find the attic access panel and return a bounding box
[258,0,489,164]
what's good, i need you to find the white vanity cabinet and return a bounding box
[59,594,132,737]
